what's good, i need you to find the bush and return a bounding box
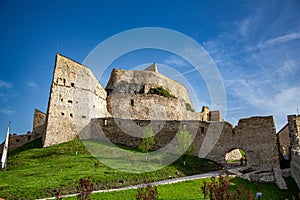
[77,177,93,200]
[136,179,158,200]
[148,86,175,98]
[185,103,195,112]
[200,172,253,200]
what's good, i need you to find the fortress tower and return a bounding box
[43,54,110,147]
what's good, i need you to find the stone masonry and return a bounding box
[43,54,110,147]
[0,109,45,152]
[288,115,300,189]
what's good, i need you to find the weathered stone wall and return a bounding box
[104,68,219,121]
[232,116,279,171]
[43,54,110,147]
[87,116,279,172]
[32,109,46,137]
[0,132,41,152]
[277,124,290,158]
[288,115,300,189]
[106,68,193,105]
[107,94,200,121]
[0,109,45,152]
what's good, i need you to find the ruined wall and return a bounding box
[43,54,110,147]
[0,132,41,152]
[288,115,300,189]
[0,109,45,152]
[107,94,200,121]
[205,116,279,171]
[277,124,290,157]
[105,68,216,121]
[106,68,193,105]
[87,117,206,151]
[87,116,279,172]
[32,109,46,137]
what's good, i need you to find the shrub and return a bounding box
[200,172,253,200]
[148,86,175,98]
[136,178,158,200]
[77,177,94,200]
[185,103,195,112]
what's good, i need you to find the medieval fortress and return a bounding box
[1,54,300,190]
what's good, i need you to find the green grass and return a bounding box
[0,138,219,199]
[64,176,299,200]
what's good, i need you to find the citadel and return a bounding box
[1,54,300,190]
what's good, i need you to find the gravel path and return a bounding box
[38,170,221,200]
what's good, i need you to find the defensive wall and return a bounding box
[288,115,300,189]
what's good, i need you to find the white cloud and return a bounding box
[26,81,38,88]
[0,108,15,116]
[257,31,300,49]
[277,60,297,77]
[239,18,251,38]
[163,56,188,67]
[0,80,12,89]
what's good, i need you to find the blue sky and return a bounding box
[0,0,299,142]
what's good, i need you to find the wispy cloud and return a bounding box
[163,56,188,67]
[0,108,15,116]
[257,31,300,49]
[0,80,12,89]
[26,81,38,89]
[201,2,300,129]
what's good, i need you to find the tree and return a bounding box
[139,127,155,161]
[176,125,193,165]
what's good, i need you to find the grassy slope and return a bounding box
[0,138,219,199]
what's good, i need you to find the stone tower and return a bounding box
[43,54,110,147]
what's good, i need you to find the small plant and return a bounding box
[77,177,94,200]
[94,160,100,172]
[139,127,155,161]
[136,178,158,200]
[185,103,195,112]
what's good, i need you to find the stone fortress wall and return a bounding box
[0,109,46,152]
[42,54,110,147]
[105,66,211,121]
[288,115,300,189]
[86,116,278,172]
